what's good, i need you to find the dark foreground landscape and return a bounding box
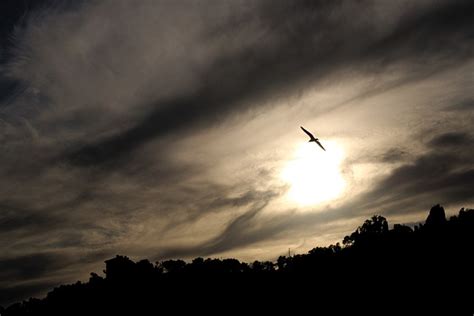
[2,204,473,315]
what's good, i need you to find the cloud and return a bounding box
[0,252,66,305]
[364,131,474,206]
[379,148,409,163]
[1,0,470,168]
[156,188,281,259]
[0,203,62,234]
[0,253,65,282]
[59,0,473,167]
[162,130,474,257]
[444,99,474,112]
[427,132,472,148]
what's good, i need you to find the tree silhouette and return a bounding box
[2,205,473,315]
[342,214,388,247]
[425,204,447,227]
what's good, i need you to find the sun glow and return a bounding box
[281,141,346,206]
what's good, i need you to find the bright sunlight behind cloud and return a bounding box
[281,141,346,206]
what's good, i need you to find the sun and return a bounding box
[281,141,346,206]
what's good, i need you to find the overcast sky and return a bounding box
[1,0,473,305]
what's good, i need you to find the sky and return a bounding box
[0,0,473,305]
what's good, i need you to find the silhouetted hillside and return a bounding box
[2,205,473,315]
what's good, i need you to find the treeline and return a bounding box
[2,205,473,315]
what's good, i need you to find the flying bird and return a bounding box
[300,126,326,151]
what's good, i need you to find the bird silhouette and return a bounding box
[300,126,326,151]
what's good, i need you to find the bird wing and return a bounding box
[315,140,326,151]
[300,126,315,139]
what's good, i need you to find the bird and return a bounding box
[300,126,326,151]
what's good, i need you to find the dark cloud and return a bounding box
[154,184,278,235]
[0,204,60,234]
[0,1,43,52]
[154,188,284,259]
[208,191,270,209]
[0,252,65,282]
[428,131,472,148]
[444,99,474,112]
[0,77,23,106]
[352,147,411,165]
[0,0,85,57]
[157,188,280,259]
[61,0,474,168]
[369,0,474,61]
[356,131,474,214]
[157,203,266,259]
[380,148,409,163]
